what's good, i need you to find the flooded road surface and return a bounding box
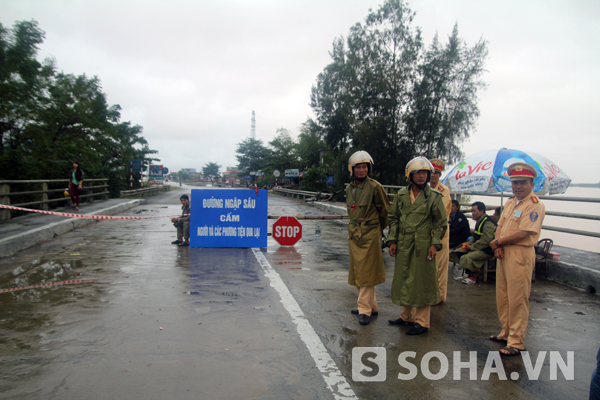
[1,191,598,399]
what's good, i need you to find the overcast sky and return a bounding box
[3,0,599,183]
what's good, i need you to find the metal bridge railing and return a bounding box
[1,179,109,220]
[273,186,600,240]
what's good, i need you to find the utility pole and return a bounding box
[251,110,256,139]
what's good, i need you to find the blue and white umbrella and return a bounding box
[442,148,571,195]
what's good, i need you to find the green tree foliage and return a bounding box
[0,20,55,173]
[264,128,299,171]
[404,26,488,163]
[177,169,191,181]
[235,137,270,172]
[202,162,221,183]
[300,165,330,192]
[310,38,353,156]
[297,119,326,170]
[310,0,487,185]
[236,129,328,189]
[0,20,157,196]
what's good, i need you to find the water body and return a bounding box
[470,186,600,253]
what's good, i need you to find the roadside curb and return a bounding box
[0,200,142,259]
[542,260,600,294]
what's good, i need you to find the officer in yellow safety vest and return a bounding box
[454,201,497,284]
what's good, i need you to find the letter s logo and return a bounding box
[352,347,386,382]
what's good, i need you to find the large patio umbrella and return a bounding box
[442,148,571,196]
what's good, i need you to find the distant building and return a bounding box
[223,166,243,185]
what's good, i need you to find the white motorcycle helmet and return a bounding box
[405,156,434,183]
[348,150,374,175]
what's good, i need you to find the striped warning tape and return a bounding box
[0,278,96,293]
[0,204,188,220]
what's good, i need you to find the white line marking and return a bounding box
[252,248,357,400]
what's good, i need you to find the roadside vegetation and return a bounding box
[0,20,157,196]
[236,0,488,192]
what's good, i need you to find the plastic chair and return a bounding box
[533,238,553,282]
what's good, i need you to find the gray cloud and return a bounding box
[2,0,599,182]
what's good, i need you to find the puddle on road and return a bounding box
[0,259,94,306]
[0,258,105,395]
[177,248,268,309]
[2,260,77,289]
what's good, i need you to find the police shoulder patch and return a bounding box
[530,212,539,222]
[531,196,539,203]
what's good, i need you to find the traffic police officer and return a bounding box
[387,157,447,335]
[429,158,452,304]
[346,151,390,326]
[489,162,545,356]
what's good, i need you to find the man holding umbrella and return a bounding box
[489,162,545,356]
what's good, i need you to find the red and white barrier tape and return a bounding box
[0,278,96,293]
[0,204,188,220]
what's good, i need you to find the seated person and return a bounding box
[449,199,470,248]
[492,206,502,222]
[455,201,497,284]
[171,194,191,246]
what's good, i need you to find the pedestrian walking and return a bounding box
[69,161,84,211]
[387,157,447,335]
[489,162,545,356]
[346,151,390,326]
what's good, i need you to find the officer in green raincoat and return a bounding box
[346,151,390,326]
[387,157,447,335]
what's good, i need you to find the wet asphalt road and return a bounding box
[0,188,598,399]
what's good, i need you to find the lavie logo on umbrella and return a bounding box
[454,161,493,179]
[442,148,571,196]
[542,162,561,181]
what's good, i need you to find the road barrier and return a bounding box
[1,178,109,220]
[0,204,187,220]
[0,279,96,293]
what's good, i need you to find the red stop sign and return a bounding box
[272,217,303,246]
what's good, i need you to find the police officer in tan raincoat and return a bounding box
[346,151,390,326]
[387,157,447,335]
[429,158,452,305]
[489,162,545,356]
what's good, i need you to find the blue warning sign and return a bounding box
[189,189,268,248]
